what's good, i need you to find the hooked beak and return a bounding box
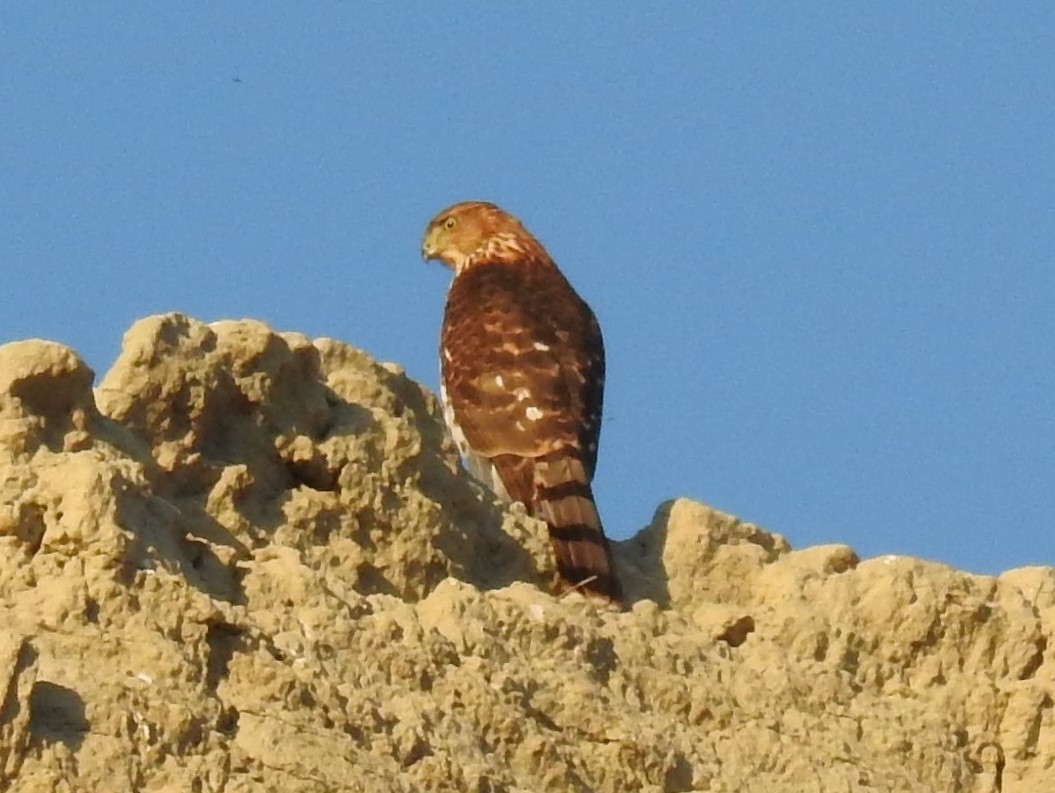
[421,227,441,262]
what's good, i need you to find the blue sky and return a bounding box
[3,5,1053,575]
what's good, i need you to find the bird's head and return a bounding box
[421,201,543,273]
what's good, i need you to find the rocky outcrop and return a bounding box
[0,314,1051,792]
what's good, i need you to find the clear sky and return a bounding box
[3,5,1053,575]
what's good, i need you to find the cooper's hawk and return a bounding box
[422,200,622,603]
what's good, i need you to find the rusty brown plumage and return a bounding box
[422,201,622,603]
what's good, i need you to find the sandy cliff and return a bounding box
[0,313,1052,792]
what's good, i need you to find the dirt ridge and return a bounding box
[0,313,1051,792]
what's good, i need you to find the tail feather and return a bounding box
[533,454,622,603]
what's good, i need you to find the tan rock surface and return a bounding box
[0,313,1051,792]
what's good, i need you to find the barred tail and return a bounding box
[533,454,622,603]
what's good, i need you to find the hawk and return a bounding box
[421,200,622,603]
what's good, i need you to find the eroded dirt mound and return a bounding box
[0,314,1051,792]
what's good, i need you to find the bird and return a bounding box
[421,200,622,603]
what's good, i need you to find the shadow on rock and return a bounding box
[28,682,88,751]
[613,508,674,609]
[378,364,548,595]
[112,475,247,605]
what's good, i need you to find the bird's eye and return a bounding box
[444,217,456,229]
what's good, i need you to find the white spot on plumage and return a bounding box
[439,382,468,453]
[494,374,505,388]
[525,406,544,421]
[515,387,532,401]
[533,342,551,351]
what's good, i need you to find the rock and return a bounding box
[0,632,35,787]
[0,313,1051,791]
[0,340,96,455]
